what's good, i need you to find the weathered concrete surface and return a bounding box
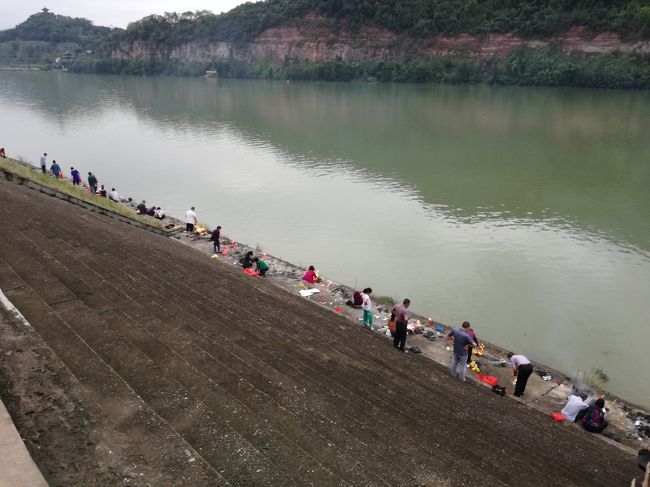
[0,177,645,486]
[0,393,48,487]
[176,229,650,451]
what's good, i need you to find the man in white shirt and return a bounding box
[39,152,47,174]
[507,352,534,397]
[361,287,373,330]
[109,188,120,202]
[561,392,590,422]
[185,206,197,235]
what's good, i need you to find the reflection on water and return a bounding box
[1,72,649,407]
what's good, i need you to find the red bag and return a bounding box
[476,374,499,387]
[551,412,566,422]
[388,321,397,333]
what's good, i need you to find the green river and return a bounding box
[0,71,648,407]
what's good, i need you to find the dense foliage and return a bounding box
[112,0,650,47]
[3,2,650,49]
[3,4,650,89]
[310,0,650,39]
[0,41,63,64]
[0,10,112,45]
[67,47,650,89]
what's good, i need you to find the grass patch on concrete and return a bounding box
[0,157,162,228]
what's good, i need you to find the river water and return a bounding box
[1,71,648,408]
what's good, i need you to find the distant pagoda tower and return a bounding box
[42,7,49,13]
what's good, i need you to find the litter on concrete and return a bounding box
[299,289,320,297]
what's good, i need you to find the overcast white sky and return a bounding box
[1,0,252,30]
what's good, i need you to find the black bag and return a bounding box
[492,385,506,396]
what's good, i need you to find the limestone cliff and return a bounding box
[110,24,650,64]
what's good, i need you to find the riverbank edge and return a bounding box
[0,157,180,237]
[1,156,647,454]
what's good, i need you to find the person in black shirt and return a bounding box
[136,200,147,215]
[210,226,221,254]
[240,251,254,269]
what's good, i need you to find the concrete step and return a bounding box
[18,225,500,485]
[0,243,319,486]
[17,225,405,485]
[0,179,639,487]
[44,207,634,486]
[0,261,227,486]
[14,230,349,486]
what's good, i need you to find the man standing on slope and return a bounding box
[507,352,534,397]
[70,167,81,186]
[447,321,477,382]
[185,206,197,235]
[39,152,47,174]
[50,160,61,179]
[392,298,411,352]
[210,225,221,254]
[87,172,98,195]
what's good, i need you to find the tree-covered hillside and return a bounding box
[2,3,650,89]
[115,0,650,46]
[3,2,650,50]
[0,9,113,45]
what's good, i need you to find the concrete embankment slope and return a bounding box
[0,396,48,487]
[0,178,642,486]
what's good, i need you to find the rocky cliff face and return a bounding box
[110,24,650,64]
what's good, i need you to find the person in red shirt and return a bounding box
[302,265,319,285]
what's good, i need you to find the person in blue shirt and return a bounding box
[447,322,477,382]
[70,167,80,185]
[50,160,61,178]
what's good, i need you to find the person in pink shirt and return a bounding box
[302,265,319,285]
